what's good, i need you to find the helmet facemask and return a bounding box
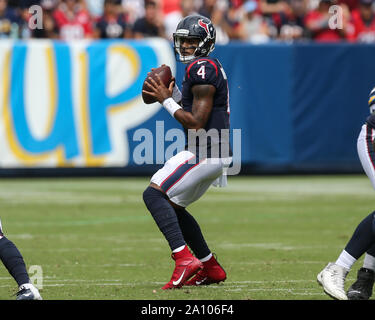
[173,34,201,64]
[174,35,215,64]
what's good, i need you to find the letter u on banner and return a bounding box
[3,42,78,166]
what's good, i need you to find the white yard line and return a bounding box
[0,278,355,298]
[0,278,356,285]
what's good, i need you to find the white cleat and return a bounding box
[317,262,349,300]
[16,283,42,300]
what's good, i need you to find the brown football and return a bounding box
[142,65,172,104]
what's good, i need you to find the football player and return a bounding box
[0,219,42,300]
[317,87,375,300]
[142,15,232,289]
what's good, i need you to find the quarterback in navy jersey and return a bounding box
[142,15,232,290]
[181,55,231,159]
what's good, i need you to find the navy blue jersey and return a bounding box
[0,8,19,38]
[181,56,231,158]
[95,15,129,39]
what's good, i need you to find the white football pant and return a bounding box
[150,150,232,207]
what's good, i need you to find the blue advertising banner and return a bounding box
[0,40,374,174]
[0,38,176,169]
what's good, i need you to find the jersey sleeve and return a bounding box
[185,59,219,87]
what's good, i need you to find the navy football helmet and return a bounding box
[173,15,216,64]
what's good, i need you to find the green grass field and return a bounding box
[0,175,373,300]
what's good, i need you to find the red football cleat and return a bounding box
[185,254,227,286]
[162,247,203,290]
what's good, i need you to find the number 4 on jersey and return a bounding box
[197,65,206,79]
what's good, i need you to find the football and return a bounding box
[142,65,172,104]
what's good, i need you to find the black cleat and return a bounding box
[347,268,375,300]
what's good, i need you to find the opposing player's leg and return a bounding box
[317,211,375,300]
[347,249,375,300]
[344,124,375,299]
[0,219,42,300]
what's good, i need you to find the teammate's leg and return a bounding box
[0,219,42,300]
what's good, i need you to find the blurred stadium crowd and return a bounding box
[3,0,375,43]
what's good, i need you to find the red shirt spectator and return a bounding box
[305,0,345,42]
[54,0,93,40]
[347,0,375,42]
[338,0,359,12]
[161,0,180,15]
